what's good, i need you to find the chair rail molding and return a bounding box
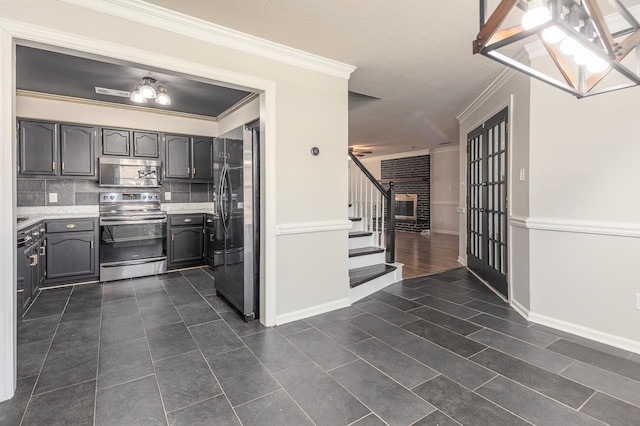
[277,220,353,236]
[526,217,640,239]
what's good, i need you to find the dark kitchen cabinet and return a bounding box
[167,214,204,269]
[44,218,98,285]
[17,222,45,317]
[165,134,191,179]
[204,215,216,267]
[60,124,96,177]
[101,128,131,157]
[192,137,214,181]
[133,131,159,158]
[18,120,58,177]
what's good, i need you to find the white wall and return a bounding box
[0,0,353,400]
[457,68,532,310]
[527,56,640,349]
[430,146,460,235]
[16,94,218,136]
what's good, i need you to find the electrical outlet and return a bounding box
[48,193,58,203]
[636,293,640,310]
[165,192,171,201]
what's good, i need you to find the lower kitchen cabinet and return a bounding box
[44,218,98,286]
[168,214,205,269]
[17,222,46,318]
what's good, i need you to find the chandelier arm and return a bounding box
[586,29,640,92]
[583,0,617,59]
[475,0,519,54]
[540,37,578,89]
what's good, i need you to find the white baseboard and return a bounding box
[528,311,640,354]
[457,256,466,266]
[511,298,530,319]
[275,298,350,325]
[431,229,460,236]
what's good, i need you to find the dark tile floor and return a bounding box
[1,267,639,425]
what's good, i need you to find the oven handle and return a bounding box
[100,217,167,226]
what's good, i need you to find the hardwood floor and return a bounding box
[394,231,460,279]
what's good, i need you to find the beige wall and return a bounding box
[430,146,459,235]
[528,56,640,347]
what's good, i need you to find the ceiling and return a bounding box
[144,0,506,156]
[16,45,252,117]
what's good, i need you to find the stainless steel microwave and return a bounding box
[99,157,162,188]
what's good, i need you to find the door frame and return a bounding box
[0,18,277,401]
[462,97,514,302]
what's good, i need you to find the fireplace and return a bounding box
[395,194,418,220]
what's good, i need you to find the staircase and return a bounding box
[348,153,403,303]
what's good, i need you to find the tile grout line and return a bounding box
[92,285,104,426]
[19,288,73,426]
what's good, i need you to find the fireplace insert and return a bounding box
[395,193,418,220]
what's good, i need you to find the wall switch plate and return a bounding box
[48,193,58,203]
[636,293,640,310]
[164,192,171,201]
[519,168,526,181]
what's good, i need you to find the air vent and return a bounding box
[95,87,131,98]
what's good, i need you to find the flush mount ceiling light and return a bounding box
[474,0,640,98]
[131,77,171,105]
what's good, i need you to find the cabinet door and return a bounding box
[46,232,95,279]
[133,131,159,158]
[101,128,131,156]
[192,137,214,181]
[165,134,191,179]
[204,225,215,265]
[60,124,96,177]
[19,247,32,311]
[170,226,204,264]
[18,120,58,176]
[29,244,40,301]
[39,238,47,285]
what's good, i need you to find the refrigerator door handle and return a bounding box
[226,164,233,229]
[220,164,230,230]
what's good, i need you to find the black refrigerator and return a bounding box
[213,121,260,321]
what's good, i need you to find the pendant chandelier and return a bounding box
[130,77,171,105]
[474,0,640,98]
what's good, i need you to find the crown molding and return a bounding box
[17,89,218,122]
[61,0,356,80]
[360,149,430,162]
[216,93,260,122]
[431,145,460,153]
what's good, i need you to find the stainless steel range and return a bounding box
[99,192,167,282]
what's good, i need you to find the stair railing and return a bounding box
[348,151,396,263]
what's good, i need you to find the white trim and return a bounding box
[457,256,466,266]
[431,145,459,153]
[457,207,465,214]
[526,217,640,239]
[277,220,352,236]
[509,215,528,229]
[511,298,530,320]
[275,298,350,326]
[360,149,430,162]
[431,201,459,206]
[431,229,459,236]
[61,0,356,80]
[0,27,16,403]
[349,263,403,303]
[528,311,640,355]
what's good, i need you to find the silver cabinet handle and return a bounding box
[66,224,76,229]
[209,234,214,242]
[29,254,38,266]
[25,235,32,241]
[40,246,46,256]
[184,218,192,223]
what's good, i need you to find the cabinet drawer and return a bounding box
[45,218,96,233]
[169,214,204,227]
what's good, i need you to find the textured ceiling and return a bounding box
[145,0,505,156]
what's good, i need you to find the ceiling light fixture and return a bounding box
[131,77,171,106]
[474,0,640,98]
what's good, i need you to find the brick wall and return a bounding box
[381,155,430,232]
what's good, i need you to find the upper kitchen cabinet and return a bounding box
[18,120,58,177]
[101,128,131,156]
[165,134,191,179]
[192,137,214,181]
[133,131,159,158]
[60,124,96,177]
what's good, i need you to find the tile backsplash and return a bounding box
[17,179,214,207]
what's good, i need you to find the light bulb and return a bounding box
[155,86,171,106]
[573,47,592,65]
[522,0,551,30]
[560,37,580,55]
[587,55,609,73]
[542,26,566,44]
[130,85,147,103]
[139,79,156,99]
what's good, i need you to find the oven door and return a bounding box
[99,219,166,265]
